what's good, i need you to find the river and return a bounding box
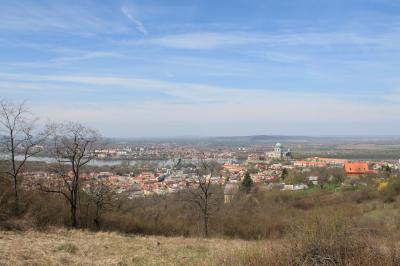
[0,154,233,167]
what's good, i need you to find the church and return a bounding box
[266,143,292,160]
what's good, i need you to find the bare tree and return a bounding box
[186,160,221,237]
[85,178,116,230]
[0,100,45,215]
[38,122,99,228]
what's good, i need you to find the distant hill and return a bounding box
[107,135,400,146]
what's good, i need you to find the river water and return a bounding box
[0,154,232,167]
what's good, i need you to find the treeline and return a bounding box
[2,178,400,239]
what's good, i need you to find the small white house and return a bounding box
[282,183,308,191]
[308,176,319,185]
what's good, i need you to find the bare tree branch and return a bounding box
[0,99,46,215]
[40,121,100,228]
[182,154,221,237]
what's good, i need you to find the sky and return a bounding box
[0,0,400,138]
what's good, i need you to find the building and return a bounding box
[224,182,240,204]
[308,176,319,185]
[309,157,348,167]
[247,153,262,162]
[293,161,327,168]
[344,162,373,177]
[266,143,291,160]
[282,184,308,191]
[222,163,245,173]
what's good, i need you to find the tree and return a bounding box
[38,122,99,228]
[187,160,220,237]
[0,100,45,215]
[241,172,253,193]
[281,168,288,182]
[384,165,391,173]
[0,162,12,215]
[85,179,116,230]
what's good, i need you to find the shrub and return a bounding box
[289,215,364,265]
[380,178,400,202]
[351,186,378,204]
[222,214,400,266]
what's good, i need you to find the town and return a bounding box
[21,142,400,200]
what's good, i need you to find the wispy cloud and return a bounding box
[121,6,148,35]
[29,88,400,137]
[1,72,399,136]
[0,73,236,102]
[0,71,386,99]
[0,2,130,35]
[152,32,260,49]
[5,51,124,70]
[143,31,399,50]
[49,51,122,63]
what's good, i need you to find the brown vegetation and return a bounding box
[1,214,399,266]
[2,170,400,265]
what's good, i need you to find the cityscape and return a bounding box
[1,0,400,265]
[20,141,400,199]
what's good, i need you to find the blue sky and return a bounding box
[1,0,400,137]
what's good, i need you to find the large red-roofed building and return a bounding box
[344,162,373,176]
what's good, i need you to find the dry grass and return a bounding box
[0,227,398,266]
[2,187,400,265]
[0,228,267,266]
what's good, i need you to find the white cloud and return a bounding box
[30,93,400,137]
[0,73,240,102]
[0,2,130,35]
[142,31,398,50]
[47,51,122,64]
[2,72,400,137]
[153,32,261,49]
[121,6,147,35]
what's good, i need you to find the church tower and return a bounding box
[274,143,283,159]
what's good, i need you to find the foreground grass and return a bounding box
[0,228,271,266]
[1,226,399,266]
[2,189,400,265]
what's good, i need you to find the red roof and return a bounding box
[344,162,370,174]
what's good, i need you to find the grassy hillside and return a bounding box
[1,226,399,266]
[0,228,268,266]
[2,174,400,265]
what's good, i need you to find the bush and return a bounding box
[222,214,400,266]
[351,186,378,204]
[380,178,400,202]
[289,215,369,265]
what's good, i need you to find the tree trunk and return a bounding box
[204,215,208,237]
[203,203,208,237]
[71,204,77,228]
[70,178,79,228]
[94,218,100,231]
[94,205,100,230]
[13,178,19,215]
[11,134,19,216]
